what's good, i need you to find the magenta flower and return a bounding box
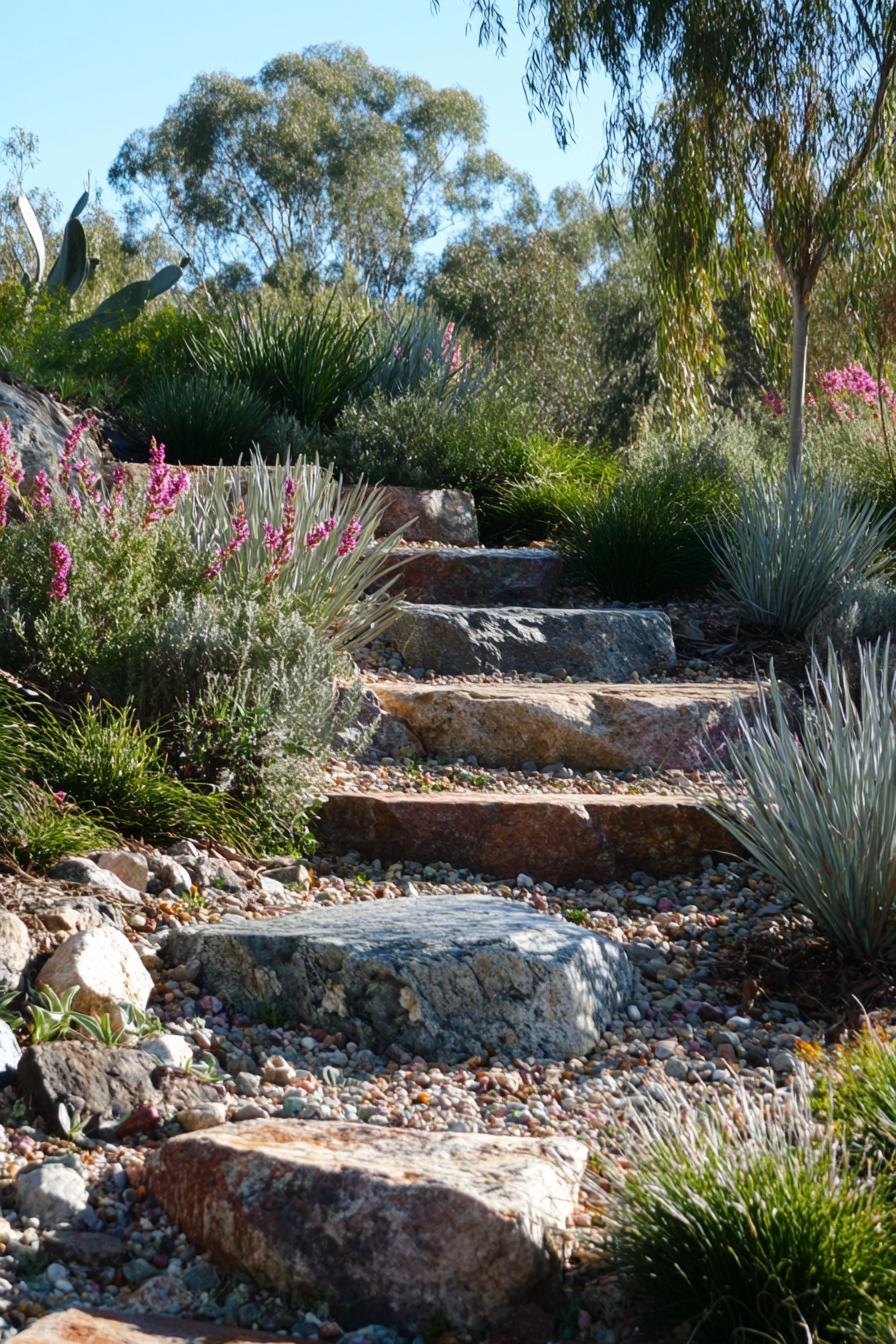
[305,516,338,549]
[59,418,95,488]
[204,501,250,579]
[32,470,52,513]
[337,516,362,557]
[143,439,190,527]
[49,542,72,601]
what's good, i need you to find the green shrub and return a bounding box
[192,301,376,430]
[27,699,253,849]
[809,577,896,653]
[610,1079,896,1343]
[133,372,275,465]
[709,472,893,635]
[494,438,618,540]
[710,641,896,960]
[325,385,535,502]
[557,446,732,601]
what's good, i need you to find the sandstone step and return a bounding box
[316,790,737,884]
[16,1309,287,1342]
[164,891,634,1057]
[372,679,757,770]
[147,1119,587,1336]
[385,546,563,605]
[389,603,676,678]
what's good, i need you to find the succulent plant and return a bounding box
[15,182,187,340]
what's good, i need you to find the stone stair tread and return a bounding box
[380,545,563,605]
[316,789,736,884]
[15,1309,288,1342]
[370,678,756,770]
[388,603,676,679]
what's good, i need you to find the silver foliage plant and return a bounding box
[182,450,409,654]
[708,639,896,960]
[708,471,893,635]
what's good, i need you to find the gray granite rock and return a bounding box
[0,1020,21,1086]
[0,908,32,991]
[388,604,676,679]
[0,377,105,484]
[47,858,141,903]
[17,1163,88,1227]
[164,893,635,1059]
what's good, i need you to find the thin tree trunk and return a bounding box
[788,284,810,480]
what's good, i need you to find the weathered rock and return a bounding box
[17,1163,88,1226]
[17,1040,222,1137]
[0,1020,22,1086]
[93,850,149,893]
[164,892,634,1058]
[33,895,125,933]
[42,1231,128,1268]
[334,684,423,760]
[385,547,563,606]
[148,1119,586,1334]
[388,603,676,679]
[372,680,758,770]
[47,857,141,903]
[0,377,105,484]
[176,1102,227,1131]
[138,1033,193,1070]
[361,484,479,545]
[38,926,153,1031]
[0,907,32,990]
[147,855,193,896]
[15,1309,291,1342]
[316,791,738,883]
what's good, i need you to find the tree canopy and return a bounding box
[453,0,896,473]
[110,43,536,300]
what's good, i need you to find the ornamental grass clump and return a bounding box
[709,639,896,960]
[558,446,731,601]
[827,1028,896,1172]
[609,1078,896,1343]
[709,471,893,635]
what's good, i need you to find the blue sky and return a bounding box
[3,0,609,223]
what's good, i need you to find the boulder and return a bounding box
[37,926,153,1031]
[0,377,105,484]
[362,484,478,545]
[316,791,738,884]
[17,1039,222,1137]
[47,857,141,903]
[385,547,563,606]
[17,1163,88,1227]
[93,850,149,893]
[148,1119,586,1334]
[372,680,759,770]
[388,603,676,679]
[163,892,634,1058]
[0,907,32,990]
[15,1310,289,1342]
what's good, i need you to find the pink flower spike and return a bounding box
[337,516,362,557]
[49,541,72,601]
[32,471,52,513]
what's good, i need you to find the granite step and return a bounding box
[383,546,563,605]
[387,603,676,679]
[316,790,737,885]
[371,679,756,770]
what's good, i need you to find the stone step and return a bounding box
[148,1118,587,1336]
[388,603,676,679]
[164,892,634,1058]
[316,790,737,884]
[384,546,563,605]
[16,1310,288,1342]
[371,679,757,770]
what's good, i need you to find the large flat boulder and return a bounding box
[372,680,758,769]
[164,892,634,1058]
[15,1310,288,1342]
[388,603,676,678]
[147,1119,587,1335]
[385,547,563,605]
[316,791,738,883]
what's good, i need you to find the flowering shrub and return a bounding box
[0,422,406,846]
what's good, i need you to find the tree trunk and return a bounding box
[788,285,810,480]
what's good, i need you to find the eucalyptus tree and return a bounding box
[110,43,535,301]
[448,0,896,476]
